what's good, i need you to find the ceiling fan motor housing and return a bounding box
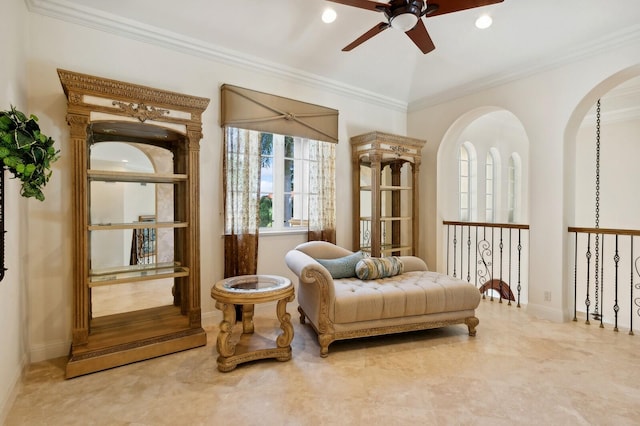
[386,0,427,31]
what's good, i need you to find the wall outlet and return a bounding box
[544,291,552,302]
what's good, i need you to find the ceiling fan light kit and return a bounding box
[328,0,504,54]
[389,11,419,31]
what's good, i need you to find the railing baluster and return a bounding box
[634,237,640,336]
[466,225,471,284]
[453,225,458,278]
[499,227,504,304]
[630,236,634,336]
[517,228,522,308]
[508,229,512,306]
[446,225,450,276]
[460,225,465,282]
[573,231,578,321]
[599,235,604,328]
[490,227,495,301]
[585,233,592,325]
[613,234,619,332]
[475,226,479,290]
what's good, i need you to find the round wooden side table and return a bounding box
[211,275,295,372]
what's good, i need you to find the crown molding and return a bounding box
[25,0,408,113]
[408,24,640,113]
[581,105,640,127]
[25,0,640,116]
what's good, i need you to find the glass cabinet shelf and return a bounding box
[359,245,412,253]
[88,170,188,183]
[89,262,189,287]
[88,221,188,230]
[360,185,412,191]
[360,216,413,221]
[381,245,413,254]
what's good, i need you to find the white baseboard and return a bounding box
[525,303,570,322]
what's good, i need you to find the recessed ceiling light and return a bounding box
[475,14,493,29]
[322,8,337,24]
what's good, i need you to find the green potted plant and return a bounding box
[0,105,59,201]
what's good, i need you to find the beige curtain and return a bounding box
[223,127,261,277]
[308,139,336,243]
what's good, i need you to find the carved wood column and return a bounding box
[67,112,90,346]
[412,160,421,257]
[370,152,382,257]
[351,151,361,251]
[187,127,202,328]
[390,162,402,256]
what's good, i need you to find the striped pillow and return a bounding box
[355,256,404,280]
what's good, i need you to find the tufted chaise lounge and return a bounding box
[285,241,481,357]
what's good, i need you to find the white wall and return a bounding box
[575,115,640,229]
[22,13,407,362]
[1,0,29,422]
[408,41,640,322]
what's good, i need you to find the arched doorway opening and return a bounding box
[564,64,640,327]
[436,108,530,304]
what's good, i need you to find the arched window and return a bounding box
[485,148,501,222]
[459,142,477,221]
[485,152,494,222]
[508,153,522,223]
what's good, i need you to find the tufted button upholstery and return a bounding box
[332,270,481,324]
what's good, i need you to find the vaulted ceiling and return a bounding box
[28,0,640,110]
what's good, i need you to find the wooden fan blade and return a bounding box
[405,19,435,54]
[327,0,389,12]
[426,0,504,17]
[342,22,390,51]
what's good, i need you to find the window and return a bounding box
[485,152,494,222]
[485,148,501,223]
[508,153,522,223]
[459,142,477,221]
[259,133,312,231]
[221,84,338,277]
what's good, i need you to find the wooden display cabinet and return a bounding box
[58,69,210,378]
[351,131,426,257]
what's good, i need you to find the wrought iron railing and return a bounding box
[130,227,157,265]
[443,221,530,307]
[568,227,640,334]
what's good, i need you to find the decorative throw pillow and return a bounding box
[355,256,404,280]
[316,251,365,279]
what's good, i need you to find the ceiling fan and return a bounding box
[327,0,504,54]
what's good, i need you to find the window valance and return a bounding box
[220,84,339,143]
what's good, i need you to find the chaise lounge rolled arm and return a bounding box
[285,241,481,357]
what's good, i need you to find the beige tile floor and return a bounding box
[6,299,640,425]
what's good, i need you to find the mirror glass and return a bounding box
[89,141,176,317]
